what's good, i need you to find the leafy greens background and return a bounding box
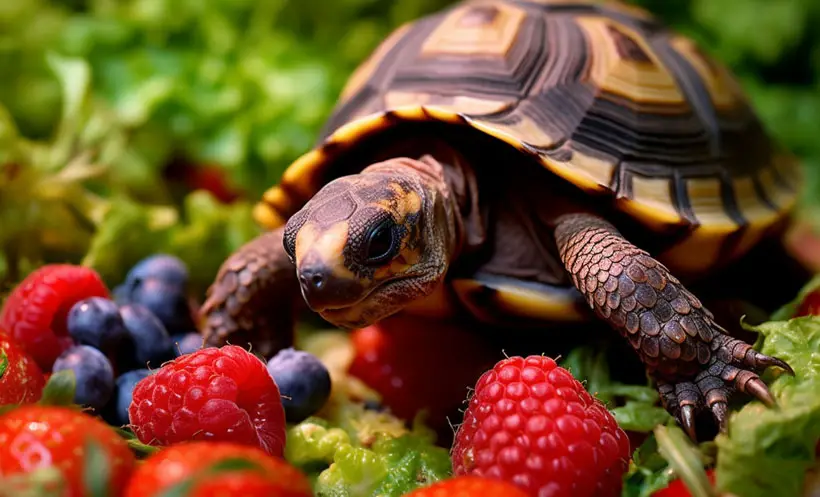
[1,0,819,291]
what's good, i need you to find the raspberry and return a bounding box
[128,345,287,456]
[451,355,631,497]
[0,264,110,371]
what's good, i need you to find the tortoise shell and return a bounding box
[256,0,801,278]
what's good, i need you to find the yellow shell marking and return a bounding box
[669,35,741,111]
[421,1,526,56]
[620,175,682,229]
[451,279,587,323]
[577,17,686,104]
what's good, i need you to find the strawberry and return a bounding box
[0,336,45,405]
[451,355,631,497]
[0,404,136,497]
[128,345,287,456]
[163,160,243,204]
[405,475,530,497]
[348,315,499,435]
[0,264,110,371]
[796,288,820,317]
[123,441,312,497]
[652,469,716,496]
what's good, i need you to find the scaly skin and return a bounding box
[199,226,300,357]
[554,213,793,439]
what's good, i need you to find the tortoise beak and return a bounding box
[297,261,365,312]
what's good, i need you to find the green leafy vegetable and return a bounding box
[561,346,673,433]
[715,316,820,497]
[286,404,451,496]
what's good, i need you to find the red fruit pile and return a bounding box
[451,355,632,497]
[129,344,287,456]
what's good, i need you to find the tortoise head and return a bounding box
[282,157,459,329]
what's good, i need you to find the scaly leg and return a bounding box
[554,213,793,439]
[199,226,300,359]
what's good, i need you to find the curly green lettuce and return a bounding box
[285,406,451,497]
[714,316,820,497]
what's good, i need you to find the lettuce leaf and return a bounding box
[715,316,820,497]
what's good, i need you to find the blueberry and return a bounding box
[119,304,174,369]
[126,254,189,287]
[266,348,332,423]
[171,332,204,357]
[106,368,154,426]
[67,297,129,355]
[53,345,115,410]
[127,277,194,334]
[118,254,194,334]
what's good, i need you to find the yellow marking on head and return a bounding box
[295,222,357,280]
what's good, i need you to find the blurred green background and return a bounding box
[1,0,819,293]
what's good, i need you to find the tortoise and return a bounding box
[199,0,805,440]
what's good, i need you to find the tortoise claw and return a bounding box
[710,401,729,433]
[744,377,776,407]
[680,404,697,441]
[757,355,795,376]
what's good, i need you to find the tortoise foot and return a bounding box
[658,333,793,440]
[199,226,300,359]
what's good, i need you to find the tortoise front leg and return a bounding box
[199,226,301,358]
[554,213,793,439]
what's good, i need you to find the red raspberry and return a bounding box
[129,345,287,457]
[0,264,110,371]
[451,355,631,497]
[0,335,45,405]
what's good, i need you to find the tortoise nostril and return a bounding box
[310,273,325,289]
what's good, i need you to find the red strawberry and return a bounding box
[0,336,45,405]
[163,160,243,204]
[348,315,499,435]
[0,264,110,371]
[652,469,716,496]
[128,345,287,456]
[0,405,136,497]
[405,475,530,497]
[796,288,820,317]
[451,355,631,497]
[123,442,312,497]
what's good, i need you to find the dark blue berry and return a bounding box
[106,369,154,426]
[126,254,189,287]
[66,297,129,355]
[119,304,174,369]
[53,345,115,410]
[171,332,203,357]
[266,348,331,423]
[118,254,194,334]
[127,277,194,334]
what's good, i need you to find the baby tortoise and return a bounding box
[200,0,804,440]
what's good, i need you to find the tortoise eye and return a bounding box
[283,235,296,262]
[365,219,398,266]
